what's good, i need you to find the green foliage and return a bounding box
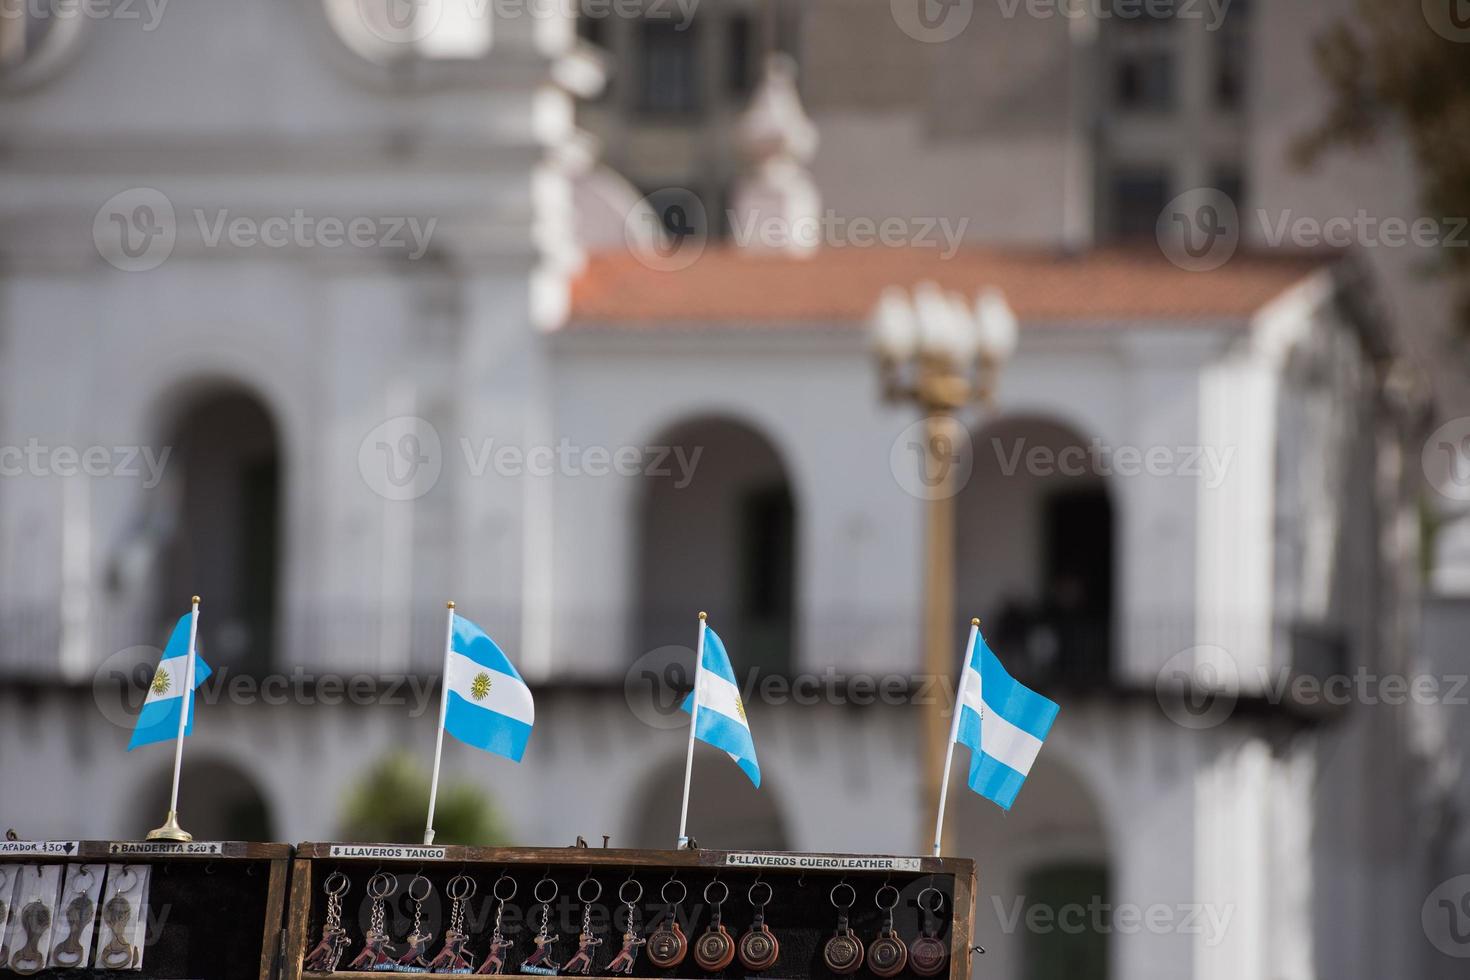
[340,751,509,845]
[1296,1,1470,336]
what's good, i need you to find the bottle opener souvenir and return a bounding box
[50,865,97,969]
[645,878,688,969]
[519,877,562,976]
[603,878,646,976]
[562,878,604,976]
[395,875,436,971]
[99,868,140,971]
[348,873,400,970]
[473,874,518,975]
[908,887,948,977]
[692,880,735,971]
[9,900,51,976]
[736,880,779,972]
[821,883,864,975]
[303,871,352,973]
[429,873,478,974]
[867,885,908,978]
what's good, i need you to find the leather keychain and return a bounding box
[821,882,864,975]
[645,878,689,968]
[736,879,780,972]
[867,884,909,977]
[909,886,949,977]
[692,880,735,971]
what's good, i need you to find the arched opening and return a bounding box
[636,416,796,676]
[951,758,1110,980]
[138,757,274,842]
[624,753,788,850]
[957,416,1115,687]
[155,388,282,677]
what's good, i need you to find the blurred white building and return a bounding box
[0,1,1460,979]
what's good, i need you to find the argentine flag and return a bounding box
[443,613,534,762]
[128,613,212,751]
[679,620,760,787]
[954,627,1058,811]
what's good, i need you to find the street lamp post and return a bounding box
[871,282,1018,855]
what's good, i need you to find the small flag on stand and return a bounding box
[933,619,1059,854]
[423,602,534,845]
[676,612,761,848]
[129,608,212,751]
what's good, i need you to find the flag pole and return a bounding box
[424,600,456,846]
[147,595,200,842]
[676,611,708,849]
[932,618,980,857]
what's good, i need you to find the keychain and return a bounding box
[519,877,562,976]
[394,875,436,971]
[645,878,688,969]
[692,880,735,971]
[429,873,478,974]
[821,883,864,975]
[50,866,97,969]
[303,872,352,973]
[349,872,400,970]
[473,874,518,975]
[561,878,604,975]
[736,879,779,972]
[867,885,908,978]
[908,887,948,977]
[603,878,646,976]
[99,867,140,971]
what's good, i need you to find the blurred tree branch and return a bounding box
[340,751,509,845]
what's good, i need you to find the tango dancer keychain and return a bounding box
[821,883,864,975]
[394,875,436,971]
[644,878,688,969]
[867,885,908,978]
[561,878,604,976]
[908,886,949,977]
[519,877,562,976]
[473,874,518,975]
[303,872,352,973]
[736,880,779,972]
[429,874,477,974]
[603,878,646,976]
[348,873,400,970]
[692,880,735,971]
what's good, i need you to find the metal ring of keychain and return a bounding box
[302,871,352,973]
[604,877,647,975]
[562,878,604,976]
[692,879,735,971]
[736,879,780,972]
[645,878,689,969]
[519,877,563,975]
[867,884,909,978]
[474,873,519,975]
[908,886,949,977]
[429,873,477,973]
[821,882,865,975]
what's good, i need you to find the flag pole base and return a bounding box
[145,810,192,842]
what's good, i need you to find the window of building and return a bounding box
[727,13,755,97]
[1021,864,1110,980]
[1114,50,1175,112]
[1213,167,1245,212]
[1107,168,1170,239]
[738,484,795,676]
[637,18,701,115]
[1214,0,1249,109]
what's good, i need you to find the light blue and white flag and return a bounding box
[424,603,535,844]
[951,623,1058,813]
[679,617,761,787]
[128,611,212,751]
[443,612,535,762]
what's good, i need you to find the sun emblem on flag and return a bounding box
[734,696,746,722]
[151,668,171,696]
[470,671,492,702]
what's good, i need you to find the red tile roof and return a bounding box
[566,245,1337,328]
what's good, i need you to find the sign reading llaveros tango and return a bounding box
[724,852,923,872]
